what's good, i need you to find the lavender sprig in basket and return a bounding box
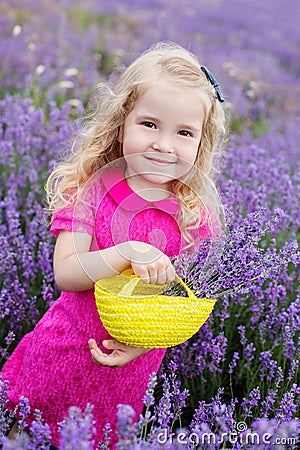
[165,207,298,300]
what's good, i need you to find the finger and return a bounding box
[90,347,119,367]
[147,267,158,285]
[88,338,98,351]
[102,339,120,350]
[95,350,129,368]
[88,339,112,366]
[156,267,168,285]
[90,348,108,366]
[91,350,103,365]
[131,263,147,283]
[137,269,150,284]
[166,265,176,284]
[88,339,104,359]
[102,340,128,352]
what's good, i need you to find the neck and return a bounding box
[125,171,172,201]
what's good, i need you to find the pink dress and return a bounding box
[2,168,211,448]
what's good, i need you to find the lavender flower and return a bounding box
[116,404,140,449]
[259,351,278,381]
[228,352,239,375]
[166,208,297,302]
[155,375,172,429]
[58,405,95,450]
[241,387,261,417]
[1,433,31,450]
[17,396,30,433]
[139,372,158,436]
[190,388,237,446]
[143,373,158,409]
[29,409,51,449]
[276,392,297,422]
[260,390,278,419]
[0,95,74,359]
[0,374,14,436]
[248,418,300,450]
[98,423,112,450]
[243,343,256,369]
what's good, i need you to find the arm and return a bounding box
[53,231,130,291]
[53,231,176,291]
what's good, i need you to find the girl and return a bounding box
[2,42,226,448]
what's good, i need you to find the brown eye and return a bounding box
[142,121,157,129]
[178,130,192,137]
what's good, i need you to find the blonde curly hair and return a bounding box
[46,42,228,247]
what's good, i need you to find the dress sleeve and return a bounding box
[50,180,103,238]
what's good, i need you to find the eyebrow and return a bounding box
[136,113,160,122]
[177,123,201,133]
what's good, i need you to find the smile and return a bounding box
[144,155,177,165]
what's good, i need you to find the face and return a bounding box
[120,77,209,199]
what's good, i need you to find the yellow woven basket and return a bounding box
[94,269,216,348]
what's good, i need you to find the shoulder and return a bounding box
[50,176,106,238]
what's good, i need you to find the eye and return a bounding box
[141,121,157,129]
[178,130,193,137]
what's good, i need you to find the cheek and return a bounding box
[122,139,141,159]
[122,133,145,157]
[182,143,200,165]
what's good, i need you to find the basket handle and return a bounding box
[120,270,196,299]
[174,274,196,299]
[119,277,141,296]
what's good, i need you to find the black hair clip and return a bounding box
[201,66,225,103]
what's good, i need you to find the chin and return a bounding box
[142,173,174,185]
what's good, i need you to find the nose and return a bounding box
[152,133,174,153]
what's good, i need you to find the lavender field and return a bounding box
[0,0,299,448]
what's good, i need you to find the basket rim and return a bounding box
[94,283,216,304]
[95,283,163,299]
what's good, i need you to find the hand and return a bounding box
[88,339,152,368]
[121,241,176,285]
